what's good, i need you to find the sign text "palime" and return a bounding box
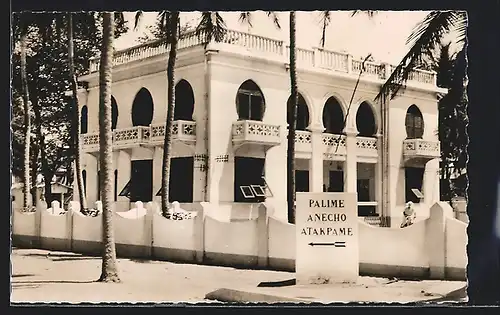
[309,199,345,208]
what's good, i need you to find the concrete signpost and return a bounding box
[296,192,359,285]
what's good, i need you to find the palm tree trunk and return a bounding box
[98,12,120,283]
[30,140,38,206]
[67,13,88,210]
[20,29,31,210]
[32,97,53,204]
[287,12,298,224]
[161,12,180,216]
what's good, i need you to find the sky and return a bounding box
[115,11,432,65]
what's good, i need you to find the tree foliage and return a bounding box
[11,12,128,197]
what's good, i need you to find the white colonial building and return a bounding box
[74,27,444,227]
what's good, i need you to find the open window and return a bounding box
[405,167,425,203]
[234,157,266,202]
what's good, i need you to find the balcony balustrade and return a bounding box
[81,120,197,152]
[403,138,440,164]
[232,120,281,149]
[88,28,437,87]
[322,133,347,160]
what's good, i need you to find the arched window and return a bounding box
[323,97,345,134]
[236,80,265,121]
[356,101,377,137]
[287,93,310,131]
[112,96,118,130]
[82,170,87,198]
[174,80,195,121]
[405,105,424,139]
[80,106,88,134]
[131,88,154,127]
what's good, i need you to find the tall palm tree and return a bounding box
[287,11,298,224]
[97,12,120,283]
[17,13,32,210]
[67,12,88,211]
[376,11,467,101]
[160,11,180,217]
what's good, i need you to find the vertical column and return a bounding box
[308,125,324,192]
[344,129,358,194]
[85,153,99,205]
[152,146,163,204]
[116,149,131,212]
[375,133,383,216]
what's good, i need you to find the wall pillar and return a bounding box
[375,133,383,216]
[308,125,324,192]
[116,149,132,212]
[152,146,163,204]
[344,129,358,195]
[85,153,99,205]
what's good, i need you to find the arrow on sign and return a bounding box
[308,242,346,247]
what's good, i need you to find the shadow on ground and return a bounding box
[16,252,99,262]
[258,279,296,287]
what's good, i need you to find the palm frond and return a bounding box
[319,11,331,48]
[266,11,281,29]
[134,11,143,30]
[239,12,252,27]
[376,11,463,102]
[196,11,227,44]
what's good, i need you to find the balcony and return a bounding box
[113,126,150,149]
[322,133,347,160]
[88,29,437,88]
[80,121,197,152]
[150,120,197,146]
[356,136,379,160]
[403,138,440,165]
[232,120,281,150]
[294,130,312,153]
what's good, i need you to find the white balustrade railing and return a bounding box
[403,138,440,157]
[88,28,437,86]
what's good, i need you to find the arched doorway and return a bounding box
[235,80,265,121]
[80,106,88,134]
[112,96,118,130]
[405,105,424,139]
[287,93,310,130]
[131,88,154,127]
[174,80,195,121]
[322,97,345,134]
[356,101,377,137]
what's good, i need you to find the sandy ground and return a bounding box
[10,248,466,304]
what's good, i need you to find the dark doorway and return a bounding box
[405,167,425,203]
[234,157,265,202]
[80,106,88,134]
[168,157,194,203]
[130,160,153,202]
[295,170,309,192]
[112,96,118,130]
[329,171,344,192]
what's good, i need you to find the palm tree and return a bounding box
[287,11,298,224]
[376,11,467,101]
[161,11,180,217]
[16,13,32,210]
[67,12,88,211]
[97,12,120,283]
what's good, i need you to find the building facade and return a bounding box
[74,29,444,226]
